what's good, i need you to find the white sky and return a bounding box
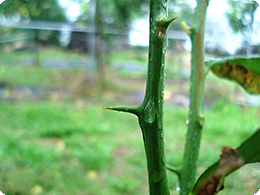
[58,0,81,22]
[129,19,150,46]
[130,0,260,54]
[206,0,260,53]
[205,0,242,54]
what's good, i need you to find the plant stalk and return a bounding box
[179,0,209,194]
[106,0,175,193]
[137,0,175,193]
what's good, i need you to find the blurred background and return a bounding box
[0,0,260,194]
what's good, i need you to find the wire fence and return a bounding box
[0,19,259,72]
[0,20,260,106]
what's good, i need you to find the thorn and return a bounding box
[104,106,140,116]
[164,17,178,28]
[156,17,177,39]
[170,17,178,22]
[156,16,177,30]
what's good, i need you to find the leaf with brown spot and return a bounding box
[206,57,260,94]
[191,147,244,195]
[191,127,260,195]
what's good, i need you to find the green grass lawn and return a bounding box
[0,48,260,194]
[0,100,259,195]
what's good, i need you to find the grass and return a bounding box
[0,62,93,88]
[0,48,260,194]
[1,100,259,195]
[0,100,146,195]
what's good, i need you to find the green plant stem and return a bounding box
[179,0,209,195]
[106,1,175,194]
[137,1,176,193]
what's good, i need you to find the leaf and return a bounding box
[191,127,260,195]
[236,127,260,164]
[206,57,260,94]
[190,147,244,195]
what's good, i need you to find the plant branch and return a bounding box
[167,164,181,177]
[105,0,176,194]
[179,0,209,194]
[135,1,176,194]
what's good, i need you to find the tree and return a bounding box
[76,0,149,27]
[226,0,258,33]
[226,0,259,53]
[72,0,150,89]
[0,0,67,45]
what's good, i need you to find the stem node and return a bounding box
[197,115,204,127]
[167,164,181,177]
[180,21,192,35]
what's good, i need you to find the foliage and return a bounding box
[76,0,149,28]
[0,0,67,45]
[226,0,258,33]
[206,57,260,94]
[0,0,66,21]
[191,127,260,195]
[190,39,260,195]
[194,56,260,194]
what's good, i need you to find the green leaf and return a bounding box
[237,127,260,164]
[206,57,260,94]
[190,127,260,195]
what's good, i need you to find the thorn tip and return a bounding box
[170,17,178,22]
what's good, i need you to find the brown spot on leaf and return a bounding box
[196,147,244,195]
[219,146,244,172]
[234,65,248,74]
[212,63,260,94]
[196,174,224,195]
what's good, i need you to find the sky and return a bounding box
[58,0,82,22]
[206,0,260,53]
[206,0,241,53]
[130,0,260,54]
